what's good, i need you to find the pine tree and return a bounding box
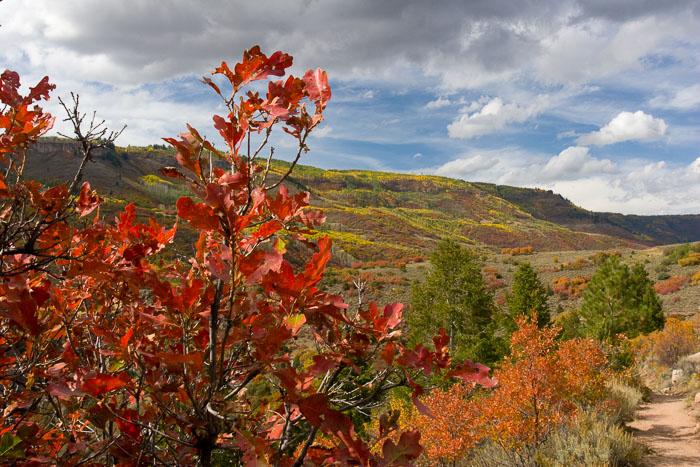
[579,255,664,343]
[505,262,550,332]
[407,239,499,364]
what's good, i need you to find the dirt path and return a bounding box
[629,392,700,466]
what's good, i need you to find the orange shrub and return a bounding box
[654,275,689,295]
[634,318,698,366]
[414,383,482,465]
[412,319,609,464]
[479,320,607,454]
[552,276,589,298]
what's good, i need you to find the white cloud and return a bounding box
[498,146,617,184]
[425,97,451,109]
[650,84,700,110]
[541,146,618,178]
[503,153,700,215]
[424,145,700,214]
[434,154,495,177]
[534,17,669,85]
[575,110,667,146]
[43,81,223,146]
[447,96,548,139]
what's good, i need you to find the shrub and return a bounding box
[589,251,621,266]
[692,270,700,285]
[551,276,589,298]
[414,383,483,465]
[0,52,496,466]
[662,242,700,266]
[606,379,643,424]
[478,320,608,459]
[654,275,689,295]
[678,252,700,266]
[562,256,591,270]
[634,318,698,367]
[483,266,506,290]
[501,246,534,255]
[535,411,642,467]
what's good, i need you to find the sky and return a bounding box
[1,0,699,215]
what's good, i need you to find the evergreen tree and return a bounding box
[505,262,550,332]
[407,239,499,364]
[579,255,664,343]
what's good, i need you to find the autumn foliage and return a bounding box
[403,318,608,465]
[0,48,494,466]
[634,317,699,367]
[501,246,533,255]
[480,319,607,453]
[653,275,689,295]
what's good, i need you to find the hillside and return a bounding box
[474,183,700,245]
[24,139,700,265]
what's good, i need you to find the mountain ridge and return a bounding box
[24,139,700,264]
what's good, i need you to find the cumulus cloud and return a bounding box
[575,111,668,146]
[541,146,618,178]
[434,154,496,177]
[447,96,547,139]
[498,146,617,184]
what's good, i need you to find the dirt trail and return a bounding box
[629,392,700,466]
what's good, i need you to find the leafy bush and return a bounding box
[561,256,591,270]
[693,270,700,285]
[551,276,589,298]
[662,242,700,265]
[0,51,497,466]
[589,251,621,266]
[501,246,534,255]
[678,252,700,266]
[478,320,608,461]
[634,317,698,367]
[654,275,689,295]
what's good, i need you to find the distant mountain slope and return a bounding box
[473,183,700,245]
[23,140,699,265]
